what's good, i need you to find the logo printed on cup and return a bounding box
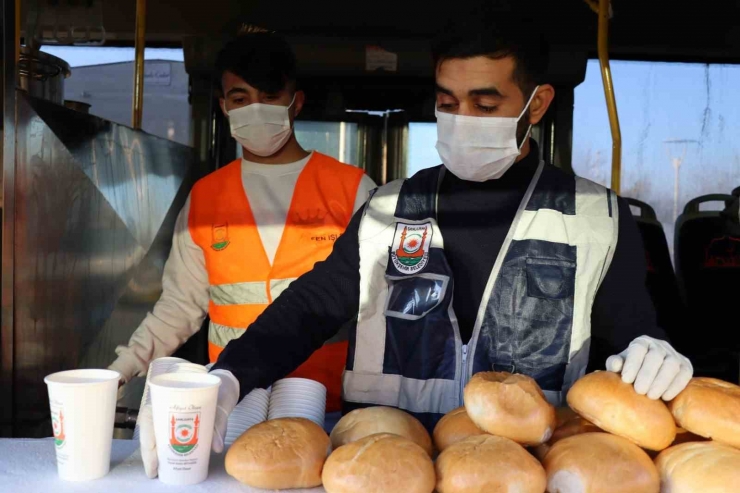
[168,410,201,456]
[150,373,220,485]
[51,402,67,449]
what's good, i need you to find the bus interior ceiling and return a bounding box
[2,0,740,438]
[55,0,740,60]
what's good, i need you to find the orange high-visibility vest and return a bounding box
[188,152,365,412]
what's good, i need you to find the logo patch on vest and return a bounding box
[211,223,230,251]
[391,222,432,274]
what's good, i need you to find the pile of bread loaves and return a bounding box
[224,371,740,493]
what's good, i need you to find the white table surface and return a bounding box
[0,438,326,493]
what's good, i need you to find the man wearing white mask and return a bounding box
[110,30,375,477]
[211,13,693,433]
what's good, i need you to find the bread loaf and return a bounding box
[322,433,435,493]
[655,441,740,493]
[433,407,487,453]
[544,433,659,493]
[567,371,676,450]
[436,435,546,493]
[330,406,433,456]
[225,418,328,489]
[464,371,556,445]
[669,377,740,449]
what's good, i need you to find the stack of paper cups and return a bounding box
[44,369,120,481]
[133,357,187,441]
[268,378,326,427]
[170,362,208,374]
[149,372,221,485]
[224,388,270,446]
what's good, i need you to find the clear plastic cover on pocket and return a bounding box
[525,257,576,300]
[384,273,450,320]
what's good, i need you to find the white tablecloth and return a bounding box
[0,438,326,493]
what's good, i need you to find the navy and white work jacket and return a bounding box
[343,162,619,430]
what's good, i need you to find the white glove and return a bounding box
[606,335,693,401]
[139,365,240,478]
[139,403,158,478]
[209,369,240,454]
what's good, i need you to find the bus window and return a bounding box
[573,59,740,257]
[295,121,360,166]
[406,122,439,178]
[40,46,190,146]
[236,121,361,167]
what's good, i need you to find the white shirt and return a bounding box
[110,153,376,381]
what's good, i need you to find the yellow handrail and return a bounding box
[132,0,146,129]
[15,0,21,61]
[597,0,622,193]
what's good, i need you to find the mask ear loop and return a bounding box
[518,124,534,152]
[286,93,298,130]
[516,85,540,121]
[516,86,540,151]
[287,93,297,110]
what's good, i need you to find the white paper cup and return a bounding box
[44,369,120,481]
[225,389,270,445]
[268,412,324,427]
[272,377,325,387]
[149,373,221,485]
[267,379,326,429]
[270,398,325,410]
[150,357,188,376]
[270,389,325,399]
[133,357,189,439]
[170,363,208,374]
[269,407,323,417]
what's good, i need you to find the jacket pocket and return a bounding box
[384,273,450,321]
[526,257,576,300]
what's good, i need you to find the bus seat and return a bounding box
[674,194,740,383]
[625,198,686,349]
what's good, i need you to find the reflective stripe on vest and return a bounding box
[345,162,619,422]
[189,152,365,412]
[209,278,298,306]
[208,321,245,349]
[207,279,297,350]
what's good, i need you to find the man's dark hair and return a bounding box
[431,8,549,97]
[215,31,297,94]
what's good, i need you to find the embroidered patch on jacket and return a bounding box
[390,221,432,274]
[211,223,230,251]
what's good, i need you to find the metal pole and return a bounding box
[381,112,388,185]
[1,0,19,437]
[132,0,146,129]
[14,0,19,61]
[673,158,681,223]
[597,0,622,194]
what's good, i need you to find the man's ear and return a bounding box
[292,90,306,119]
[219,98,229,118]
[528,84,555,125]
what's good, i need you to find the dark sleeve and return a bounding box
[212,209,363,399]
[587,197,668,372]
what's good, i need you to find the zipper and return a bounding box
[462,161,544,402]
[459,344,468,404]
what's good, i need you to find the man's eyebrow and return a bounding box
[226,87,248,97]
[435,83,453,96]
[469,86,504,98]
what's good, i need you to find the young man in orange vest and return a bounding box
[110,31,375,472]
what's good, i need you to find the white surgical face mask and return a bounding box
[227,94,296,157]
[435,86,539,182]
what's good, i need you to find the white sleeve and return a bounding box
[352,174,377,214]
[109,195,210,382]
